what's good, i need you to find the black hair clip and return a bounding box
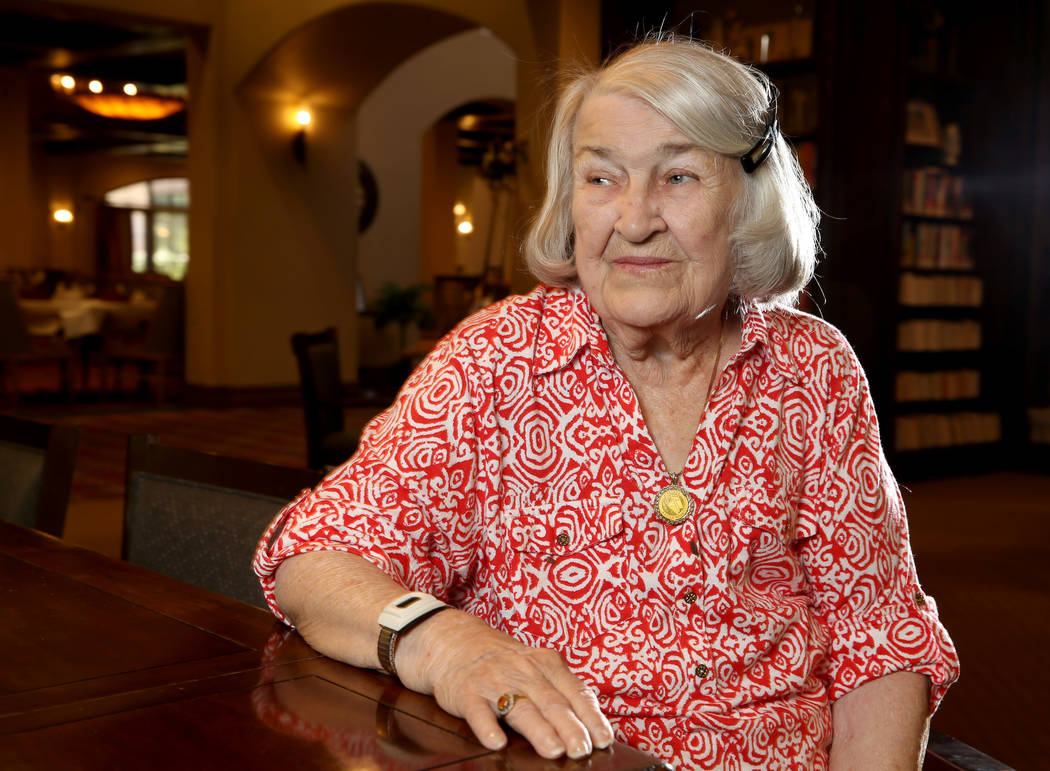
[740,117,778,174]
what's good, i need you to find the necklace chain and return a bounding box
[667,317,725,481]
[654,317,726,525]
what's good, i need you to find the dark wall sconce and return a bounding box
[292,108,311,164]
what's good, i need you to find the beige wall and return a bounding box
[357,28,516,299]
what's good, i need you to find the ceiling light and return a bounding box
[51,73,187,121]
[453,203,466,216]
[53,208,74,224]
[457,221,474,235]
[72,93,184,120]
[296,109,312,127]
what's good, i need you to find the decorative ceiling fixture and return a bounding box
[50,73,186,121]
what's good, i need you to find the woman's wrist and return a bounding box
[395,608,485,693]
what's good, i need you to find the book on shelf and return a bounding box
[900,221,974,269]
[1029,407,1050,444]
[902,167,973,218]
[778,77,819,136]
[895,369,980,402]
[906,99,941,148]
[898,273,982,306]
[897,319,981,351]
[720,15,814,64]
[895,411,1001,451]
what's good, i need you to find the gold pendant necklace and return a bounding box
[651,319,725,526]
[653,472,695,525]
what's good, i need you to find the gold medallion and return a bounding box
[653,475,695,525]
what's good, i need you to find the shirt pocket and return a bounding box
[490,498,630,649]
[726,483,806,593]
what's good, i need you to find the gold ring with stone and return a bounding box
[495,692,523,717]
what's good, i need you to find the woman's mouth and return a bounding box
[610,256,675,270]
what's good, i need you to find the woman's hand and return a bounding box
[396,608,615,760]
[275,551,614,760]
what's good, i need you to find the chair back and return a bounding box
[123,434,323,608]
[0,414,79,536]
[0,282,33,355]
[291,328,347,469]
[143,284,184,356]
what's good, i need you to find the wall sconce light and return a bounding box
[292,108,311,164]
[457,220,473,235]
[53,208,74,224]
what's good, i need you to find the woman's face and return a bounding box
[571,91,738,332]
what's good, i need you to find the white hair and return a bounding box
[523,38,820,306]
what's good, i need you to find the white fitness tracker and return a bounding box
[376,592,450,677]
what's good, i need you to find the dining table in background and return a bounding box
[0,520,668,770]
[18,295,157,340]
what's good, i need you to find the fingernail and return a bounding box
[595,730,614,749]
[568,742,590,759]
[545,741,566,758]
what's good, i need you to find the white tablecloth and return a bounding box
[19,298,157,339]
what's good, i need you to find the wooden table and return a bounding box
[0,521,666,770]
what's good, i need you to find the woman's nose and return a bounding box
[614,185,665,242]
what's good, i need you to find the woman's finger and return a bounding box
[529,647,616,751]
[496,693,573,759]
[461,699,508,752]
[546,665,616,749]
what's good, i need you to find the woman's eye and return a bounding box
[667,173,694,184]
[587,175,612,186]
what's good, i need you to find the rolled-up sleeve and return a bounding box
[797,340,960,713]
[252,333,483,625]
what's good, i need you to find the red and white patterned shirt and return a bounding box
[254,284,959,770]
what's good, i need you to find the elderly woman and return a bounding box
[254,39,958,769]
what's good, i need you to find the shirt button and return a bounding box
[556,532,570,547]
[914,591,926,607]
[546,555,556,564]
[683,590,698,604]
[694,663,710,679]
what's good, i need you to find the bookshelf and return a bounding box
[887,9,1004,477]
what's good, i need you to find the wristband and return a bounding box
[376,592,450,677]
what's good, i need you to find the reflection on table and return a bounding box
[0,521,667,770]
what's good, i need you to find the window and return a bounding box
[104,178,189,280]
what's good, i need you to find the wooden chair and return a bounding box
[290,327,361,470]
[0,282,74,404]
[122,434,323,608]
[924,729,1013,770]
[101,283,183,403]
[0,414,80,537]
